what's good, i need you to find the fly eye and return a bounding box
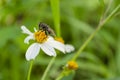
[39,22,45,27]
[42,26,46,29]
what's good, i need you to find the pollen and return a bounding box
[34,30,48,43]
[66,61,78,70]
[55,37,64,43]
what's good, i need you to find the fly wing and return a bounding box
[48,27,56,37]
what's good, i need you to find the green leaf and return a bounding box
[77,61,109,77]
[116,27,120,75]
[99,29,116,47]
[0,26,20,48]
[68,17,94,35]
[62,71,75,80]
[98,0,105,8]
[80,52,103,64]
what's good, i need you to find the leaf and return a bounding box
[77,61,109,76]
[0,26,20,48]
[80,52,103,64]
[115,27,120,75]
[68,17,94,35]
[98,0,105,8]
[62,71,75,80]
[99,29,116,47]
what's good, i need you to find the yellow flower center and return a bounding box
[55,37,64,43]
[34,30,48,43]
[67,61,78,70]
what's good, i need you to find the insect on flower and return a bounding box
[21,23,65,61]
[39,22,75,53]
[39,22,56,37]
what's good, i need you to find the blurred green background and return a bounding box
[0,0,120,80]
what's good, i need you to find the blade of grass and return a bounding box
[50,0,61,37]
[116,24,120,75]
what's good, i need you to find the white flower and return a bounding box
[21,25,65,61]
[65,44,75,53]
[54,37,75,53]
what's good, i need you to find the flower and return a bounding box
[65,44,75,53]
[55,37,75,53]
[66,61,78,70]
[21,25,65,61]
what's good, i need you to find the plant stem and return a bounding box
[50,0,61,37]
[56,4,120,79]
[100,0,113,22]
[72,4,120,61]
[56,69,66,80]
[41,57,56,80]
[27,60,34,80]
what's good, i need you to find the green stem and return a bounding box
[50,0,61,37]
[56,4,120,79]
[100,0,113,22]
[41,57,56,80]
[56,70,66,80]
[27,60,34,80]
[72,4,120,61]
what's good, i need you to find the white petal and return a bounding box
[48,36,54,41]
[65,44,75,53]
[41,42,56,56]
[25,43,40,61]
[21,25,33,35]
[48,38,65,53]
[24,35,34,44]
